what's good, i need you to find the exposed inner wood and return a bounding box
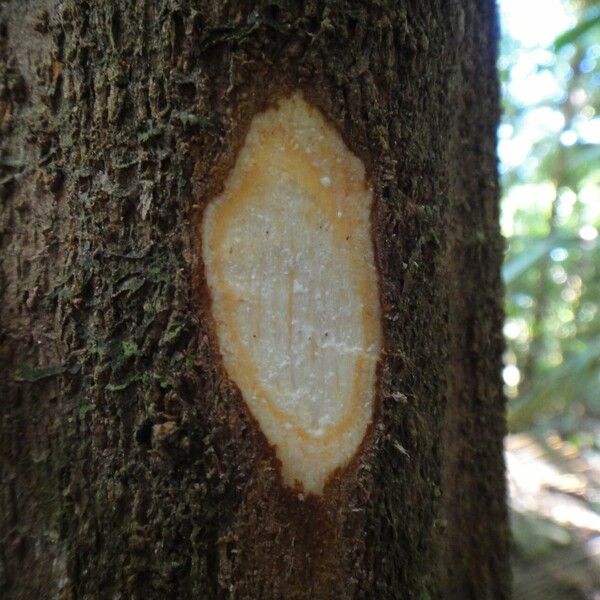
[202,93,382,494]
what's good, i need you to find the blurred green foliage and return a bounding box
[500,0,600,433]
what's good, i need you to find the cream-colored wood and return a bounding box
[202,94,381,494]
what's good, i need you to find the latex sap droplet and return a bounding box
[202,93,382,494]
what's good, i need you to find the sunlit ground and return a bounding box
[499,0,600,597]
[507,433,600,597]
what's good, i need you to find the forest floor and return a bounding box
[508,429,600,599]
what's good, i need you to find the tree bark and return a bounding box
[0,1,509,598]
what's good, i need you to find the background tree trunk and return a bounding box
[0,1,509,598]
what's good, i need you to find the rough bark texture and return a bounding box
[0,1,509,598]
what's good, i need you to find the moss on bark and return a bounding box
[0,1,509,598]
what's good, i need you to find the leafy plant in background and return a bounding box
[500,0,600,436]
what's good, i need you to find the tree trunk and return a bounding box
[0,1,509,598]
